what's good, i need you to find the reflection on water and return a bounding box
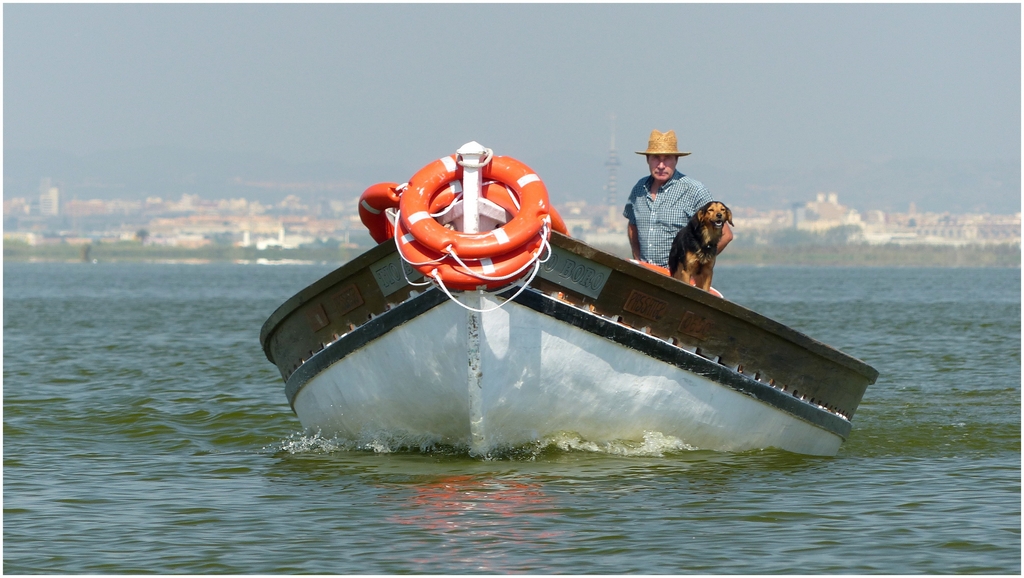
[383,474,562,571]
[389,474,556,531]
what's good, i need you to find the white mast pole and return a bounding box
[456,141,487,234]
[455,141,490,456]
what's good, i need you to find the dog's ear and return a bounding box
[698,201,713,221]
[725,206,733,226]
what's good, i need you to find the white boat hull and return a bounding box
[290,291,845,456]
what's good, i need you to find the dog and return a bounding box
[668,201,733,292]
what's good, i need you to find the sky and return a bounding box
[3,3,1021,212]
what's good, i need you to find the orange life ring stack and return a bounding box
[357,144,568,293]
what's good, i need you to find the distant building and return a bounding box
[795,192,862,232]
[38,178,60,216]
[3,197,32,216]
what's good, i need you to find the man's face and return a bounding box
[647,154,678,184]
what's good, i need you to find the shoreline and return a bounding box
[4,241,1020,268]
[716,244,1020,268]
[591,242,1020,268]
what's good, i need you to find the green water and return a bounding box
[4,263,1019,573]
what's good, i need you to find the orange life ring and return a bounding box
[432,235,547,291]
[399,155,551,259]
[358,182,401,244]
[634,261,671,276]
[394,217,547,291]
[427,180,569,236]
[549,205,568,236]
[483,181,567,236]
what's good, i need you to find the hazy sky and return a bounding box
[4,3,1020,176]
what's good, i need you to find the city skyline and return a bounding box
[6,180,1019,255]
[5,146,1020,216]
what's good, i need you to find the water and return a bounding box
[4,262,1019,573]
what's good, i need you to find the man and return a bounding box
[623,129,732,267]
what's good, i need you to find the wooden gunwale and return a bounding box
[547,233,878,381]
[260,240,396,361]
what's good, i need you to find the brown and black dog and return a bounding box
[668,201,733,292]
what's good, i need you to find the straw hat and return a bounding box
[635,129,691,157]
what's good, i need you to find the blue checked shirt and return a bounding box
[623,170,713,267]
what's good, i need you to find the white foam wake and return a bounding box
[274,429,697,459]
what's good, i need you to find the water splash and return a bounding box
[543,430,697,456]
[274,429,696,459]
[275,431,356,453]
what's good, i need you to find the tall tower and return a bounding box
[38,178,60,216]
[604,114,621,206]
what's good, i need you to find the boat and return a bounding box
[259,143,878,457]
